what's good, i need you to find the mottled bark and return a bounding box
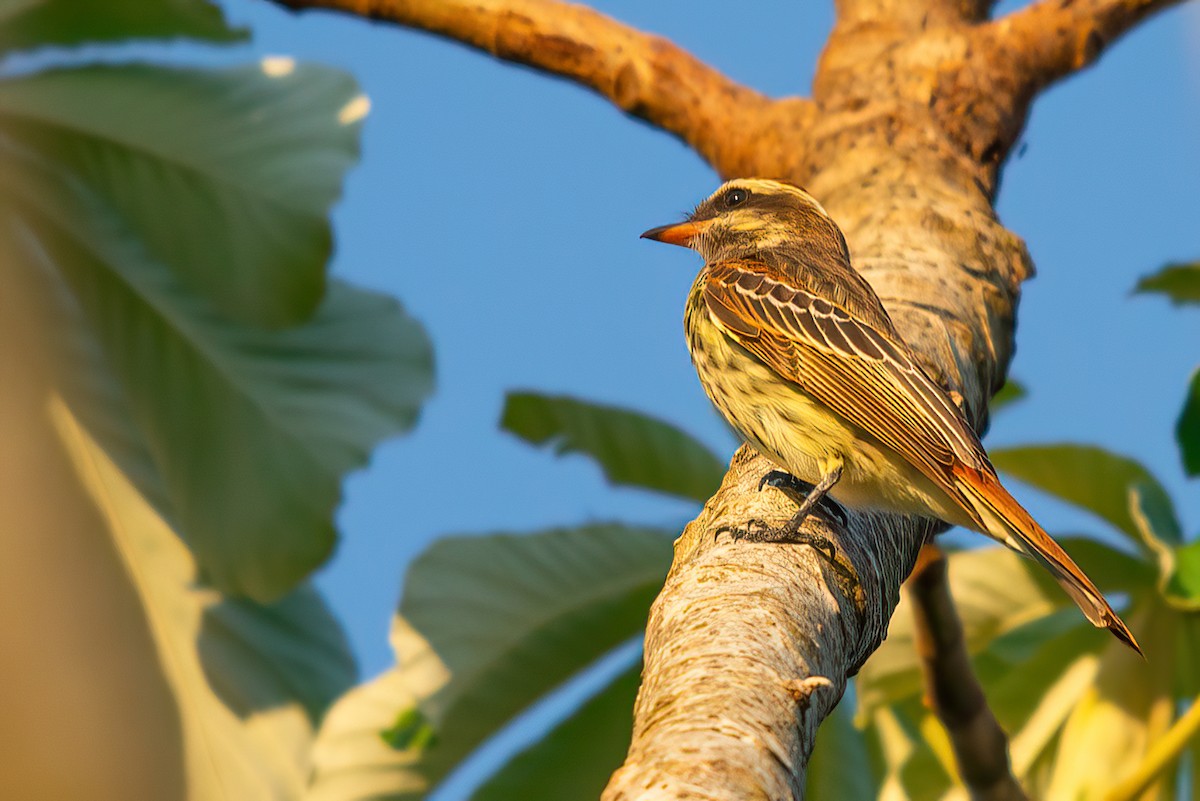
[265,0,1183,797]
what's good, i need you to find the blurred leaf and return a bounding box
[308,525,672,800]
[1178,368,1200,477]
[867,702,955,801]
[381,708,438,752]
[502,391,725,503]
[0,63,363,327]
[857,540,1149,715]
[990,444,1183,548]
[1166,540,1200,607]
[472,661,641,801]
[990,379,1026,413]
[52,401,355,799]
[5,146,434,601]
[808,699,878,800]
[200,588,357,724]
[305,669,429,801]
[1000,632,1103,778]
[1134,261,1200,307]
[0,0,245,52]
[1044,606,1176,801]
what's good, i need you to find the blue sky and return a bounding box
[205,0,1200,680]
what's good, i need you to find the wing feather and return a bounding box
[703,260,989,520]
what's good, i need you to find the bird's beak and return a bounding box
[640,219,712,248]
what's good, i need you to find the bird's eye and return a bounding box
[723,188,750,208]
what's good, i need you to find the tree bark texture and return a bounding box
[268,0,1184,797]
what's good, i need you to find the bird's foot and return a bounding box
[756,470,849,528]
[721,514,838,562]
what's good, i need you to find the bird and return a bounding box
[641,178,1141,655]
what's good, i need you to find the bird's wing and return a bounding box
[703,260,990,520]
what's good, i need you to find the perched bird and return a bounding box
[642,178,1140,655]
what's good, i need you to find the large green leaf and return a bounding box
[1043,605,1177,800]
[1178,369,1200,477]
[857,540,1150,715]
[307,525,673,800]
[0,63,364,327]
[501,391,725,503]
[200,589,357,725]
[990,444,1183,547]
[0,0,245,53]
[472,661,641,801]
[6,146,434,601]
[1134,261,1200,307]
[52,402,356,799]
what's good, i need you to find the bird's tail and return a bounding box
[953,464,1143,656]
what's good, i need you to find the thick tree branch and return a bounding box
[604,448,932,800]
[910,544,1028,801]
[267,0,812,176]
[982,0,1186,91]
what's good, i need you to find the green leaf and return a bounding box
[199,588,358,725]
[52,403,356,799]
[1043,605,1177,800]
[307,525,673,800]
[501,391,725,503]
[990,444,1183,547]
[1178,369,1200,478]
[857,540,1151,715]
[808,698,878,800]
[471,661,641,801]
[990,379,1026,413]
[0,0,245,53]
[5,145,434,600]
[1167,541,1200,606]
[865,703,955,801]
[0,63,364,327]
[381,708,438,752]
[1134,261,1200,307]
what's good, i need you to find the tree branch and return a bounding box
[910,544,1028,801]
[267,0,811,176]
[982,0,1186,91]
[603,447,932,800]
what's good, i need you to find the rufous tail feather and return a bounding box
[953,465,1142,656]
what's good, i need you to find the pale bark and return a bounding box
[265,0,1184,797]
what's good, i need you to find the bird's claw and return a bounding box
[756,470,849,528]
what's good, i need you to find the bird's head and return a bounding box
[641,178,847,264]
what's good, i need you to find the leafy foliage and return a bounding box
[53,403,357,799]
[308,525,673,799]
[471,662,642,801]
[0,1,435,797]
[0,0,246,53]
[990,444,1183,547]
[502,391,726,503]
[0,62,365,328]
[1134,261,1200,307]
[5,141,433,600]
